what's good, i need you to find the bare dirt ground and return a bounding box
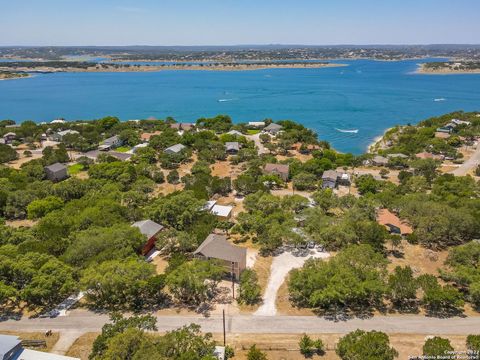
[65,332,98,360]
[6,152,42,169]
[5,219,38,228]
[152,256,169,274]
[211,160,243,179]
[387,241,448,277]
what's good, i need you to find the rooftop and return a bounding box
[376,208,413,235]
[45,162,67,172]
[264,163,289,174]
[165,143,186,153]
[194,234,246,264]
[211,204,233,217]
[132,219,164,239]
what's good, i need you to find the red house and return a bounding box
[132,220,164,255]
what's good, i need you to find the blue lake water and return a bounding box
[1,59,479,154]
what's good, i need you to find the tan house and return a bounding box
[264,163,289,181]
[194,234,247,279]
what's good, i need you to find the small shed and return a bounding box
[211,204,234,219]
[45,163,68,182]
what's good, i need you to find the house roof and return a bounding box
[132,220,164,239]
[194,234,246,264]
[203,200,217,211]
[15,348,80,360]
[4,132,16,137]
[372,155,388,164]
[264,123,283,131]
[225,142,240,151]
[0,334,21,359]
[387,153,408,159]
[45,162,67,173]
[435,131,451,139]
[376,209,413,235]
[57,129,79,137]
[165,143,186,153]
[103,135,120,145]
[415,152,442,160]
[141,131,162,141]
[248,121,266,127]
[264,163,289,175]
[211,204,233,217]
[109,152,132,161]
[227,130,243,136]
[322,170,339,181]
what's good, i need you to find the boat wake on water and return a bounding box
[434,98,446,102]
[217,98,237,102]
[335,128,359,134]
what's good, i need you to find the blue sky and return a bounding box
[1,0,479,45]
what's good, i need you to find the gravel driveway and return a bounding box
[254,250,330,316]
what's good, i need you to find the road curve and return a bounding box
[450,144,480,176]
[1,311,479,335]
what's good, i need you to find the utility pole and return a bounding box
[222,309,226,346]
[231,263,235,299]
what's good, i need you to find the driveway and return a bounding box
[246,133,269,155]
[254,250,330,316]
[450,143,480,176]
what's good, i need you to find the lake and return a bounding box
[1,59,479,154]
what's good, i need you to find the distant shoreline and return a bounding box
[0,62,348,74]
[416,63,480,75]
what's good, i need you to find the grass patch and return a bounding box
[247,129,261,135]
[114,146,131,153]
[68,164,84,175]
[66,332,99,359]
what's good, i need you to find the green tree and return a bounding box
[81,258,155,309]
[387,266,418,309]
[166,260,225,305]
[90,313,157,359]
[167,169,180,184]
[466,335,480,357]
[292,172,317,191]
[423,337,454,357]
[336,330,398,360]
[0,144,18,164]
[247,344,268,360]
[239,269,262,305]
[355,174,381,195]
[27,196,63,219]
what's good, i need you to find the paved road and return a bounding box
[246,133,268,155]
[450,144,480,176]
[1,311,479,335]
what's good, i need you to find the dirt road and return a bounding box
[450,144,480,176]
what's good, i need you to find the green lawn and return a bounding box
[68,164,84,175]
[247,129,261,135]
[114,146,131,153]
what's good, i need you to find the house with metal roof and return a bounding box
[44,163,68,182]
[49,129,79,142]
[164,143,186,154]
[132,219,164,255]
[225,142,240,154]
[321,170,340,189]
[372,155,389,166]
[263,123,283,135]
[0,334,79,360]
[194,234,247,279]
[100,135,124,150]
[210,204,234,219]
